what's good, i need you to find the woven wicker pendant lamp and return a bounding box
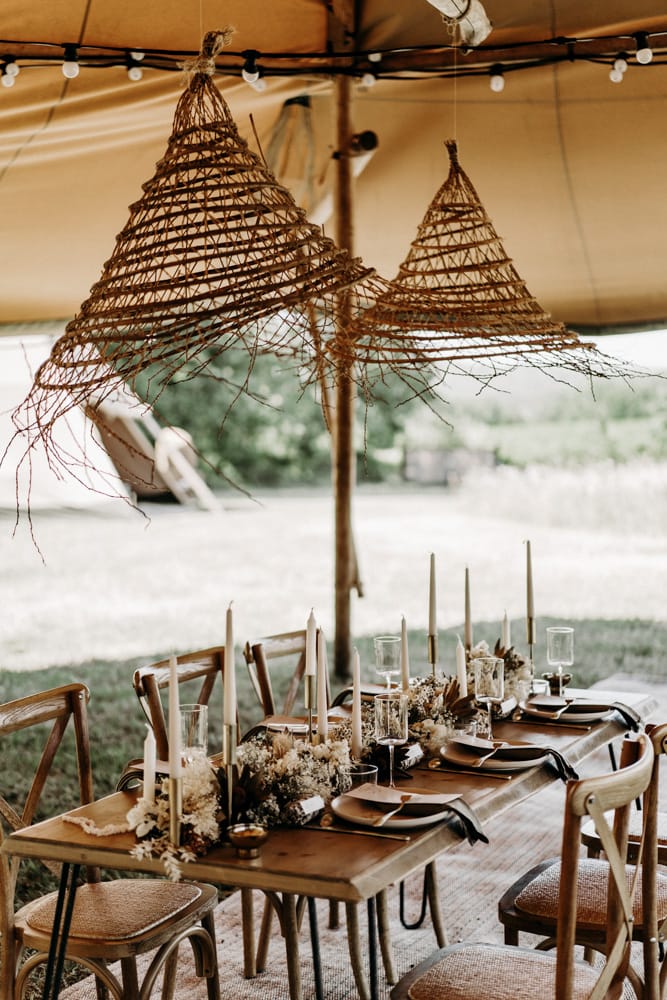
[12,30,384,484]
[358,139,617,382]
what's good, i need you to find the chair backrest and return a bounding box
[243,629,329,718]
[0,684,94,958]
[133,646,226,760]
[641,721,667,1000]
[556,730,653,999]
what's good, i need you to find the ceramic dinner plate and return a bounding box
[519,699,613,724]
[330,794,456,830]
[440,737,550,773]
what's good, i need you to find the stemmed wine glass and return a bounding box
[374,635,401,690]
[374,692,408,788]
[546,626,574,697]
[473,657,504,740]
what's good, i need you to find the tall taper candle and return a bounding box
[456,636,468,698]
[168,654,182,778]
[428,553,437,636]
[464,567,472,650]
[143,725,156,805]
[224,603,236,725]
[306,609,317,676]
[401,616,410,692]
[502,610,511,650]
[351,647,362,760]
[317,629,329,741]
[526,540,536,645]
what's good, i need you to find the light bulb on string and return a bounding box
[613,53,628,74]
[635,32,653,65]
[489,64,505,93]
[126,52,143,81]
[368,52,382,63]
[241,50,260,84]
[62,44,79,79]
[360,71,376,88]
[609,67,624,83]
[4,58,19,78]
[1,66,15,88]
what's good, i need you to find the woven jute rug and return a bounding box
[61,681,667,1000]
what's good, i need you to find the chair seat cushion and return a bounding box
[400,942,598,1000]
[20,879,203,941]
[514,858,667,930]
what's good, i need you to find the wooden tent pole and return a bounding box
[333,73,356,681]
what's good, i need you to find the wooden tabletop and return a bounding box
[4,688,656,905]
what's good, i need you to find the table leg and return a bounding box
[240,888,256,978]
[283,893,302,1000]
[344,903,370,1000]
[367,897,378,1000]
[425,861,448,947]
[42,862,81,1000]
[307,896,323,1000]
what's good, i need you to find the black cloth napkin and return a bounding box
[544,748,578,782]
[444,798,489,846]
[611,701,642,731]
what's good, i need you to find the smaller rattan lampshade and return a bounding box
[358,140,618,383]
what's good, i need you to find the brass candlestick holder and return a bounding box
[222,722,237,832]
[303,674,315,742]
[168,776,183,846]
[428,633,438,678]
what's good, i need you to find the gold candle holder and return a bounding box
[222,722,237,832]
[428,634,438,677]
[303,675,315,742]
[168,776,183,846]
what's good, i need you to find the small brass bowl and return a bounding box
[542,672,572,696]
[227,823,268,858]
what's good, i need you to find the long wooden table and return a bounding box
[2,688,657,1000]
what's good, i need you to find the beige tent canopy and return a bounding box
[2,2,667,331]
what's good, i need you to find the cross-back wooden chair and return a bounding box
[133,646,228,761]
[243,628,330,718]
[391,730,655,1000]
[498,721,667,1000]
[0,683,220,1000]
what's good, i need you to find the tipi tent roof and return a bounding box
[1,2,667,332]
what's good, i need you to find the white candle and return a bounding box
[456,636,467,698]
[305,609,317,676]
[526,540,534,620]
[317,629,329,741]
[464,567,472,650]
[351,647,362,760]
[168,653,182,778]
[143,725,156,805]
[401,616,410,692]
[502,610,511,650]
[224,603,236,725]
[428,553,437,635]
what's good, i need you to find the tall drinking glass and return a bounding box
[546,626,574,697]
[374,692,408,788]
[180,704,208,763]
[374,635,401,690]
[473,657,504,740]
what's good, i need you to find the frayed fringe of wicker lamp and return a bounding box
[11,29,385,495]
[358,139,623,383]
